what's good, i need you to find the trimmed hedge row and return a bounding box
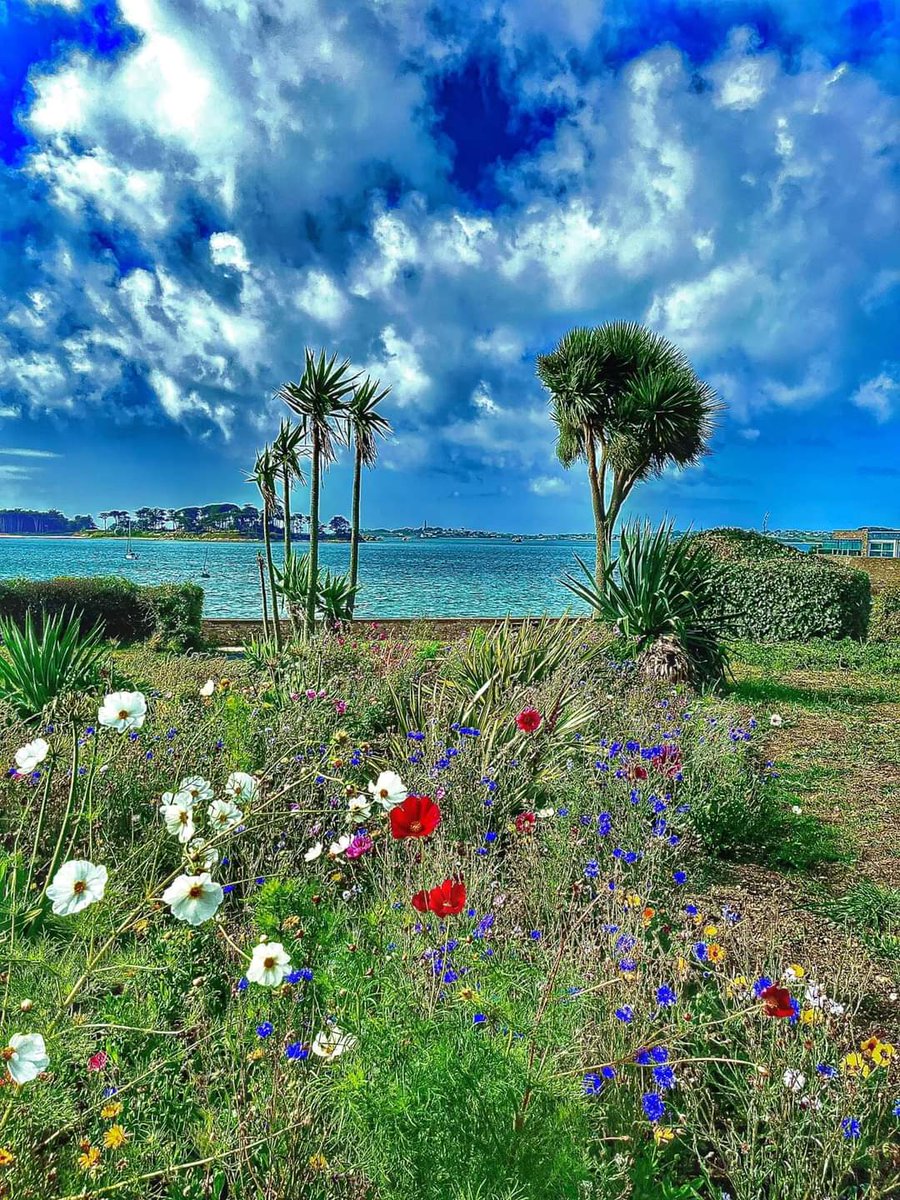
[716,558,871,641]
[0,576,204,651]
[869,583,900,643]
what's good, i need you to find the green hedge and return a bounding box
[716,559,871,641]
[0,576,204,651]
[869,583,900,643]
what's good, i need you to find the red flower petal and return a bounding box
[390,794,442,840]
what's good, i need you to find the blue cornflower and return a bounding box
[529,930,542,940]
[752,976,773,998]
[657,985,677,1007]
[841,1117,861,1139]
[673,870,687,885]
[285,1042,308,1060]
[286,968,313,984]
[256,1022,274,1038]
[618,958,636,972]
[615,1006,634,1023]
[485,831,498,843]
[650,1047,669,1064]
[616,934,636,952]
[473,1013,486,1025]
[237,977,248,991]
[817,1063,837,1078]
[635,1049,652,1064]
[694,943,708,962]
[583,1072,604,1096]
[222,884,235,894]
[601,1065,616,1079]
[684,903,699,916]
[642,1092,666,1122]
[597,812,612,835]
[653,1064,676,1090]
[893,1100,900,1117]
[584,860,599,879]
[407,730,425,741]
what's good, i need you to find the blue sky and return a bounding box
[0,0,898,533]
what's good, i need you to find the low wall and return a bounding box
[200,616,561,646]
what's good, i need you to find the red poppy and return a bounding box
[87,1051,109,1072]
[655,744,683,777]
[515,707,542,733]
[515,811,536,834]
[390,794,441,839]
[760,985,794,1019]
[629,764,648,781]
[411,878,467,917]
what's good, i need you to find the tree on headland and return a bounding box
[536,322,718,585]
[346,374,392,616]
[277,350,358,634]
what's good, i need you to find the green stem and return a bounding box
[349,441,362,617]
[306,429,320,636]
[263,501,282,651]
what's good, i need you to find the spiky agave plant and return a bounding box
[562,520,732,688]
[0,609,107,720]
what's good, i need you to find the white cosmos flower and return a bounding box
[199,679,216,697]
[3,1032,49,1084]
[45,860,108,916]
[187,838,219,871]
[304,842,323,862]
[311,1025,357,1060]
[769,714,783,728]
[14,737,49,774]
[98,691,147,732]
[329,834,352,857]
[162,873,224,925]
[246,941,291,987]
[160,797,196,844]
[367,770,406,810]
[179,776,214,804]
[208,798,243,834]
[782,1068,806,1093]
[346,795,371,824]
[225,772,259,803]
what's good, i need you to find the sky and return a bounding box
[0,0,898,534]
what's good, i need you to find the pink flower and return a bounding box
[87,1051,108,1072]
[305,689,317,700]
[334,700,347,716]
[345,833,373,860]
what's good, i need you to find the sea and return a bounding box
[0,536,600,619]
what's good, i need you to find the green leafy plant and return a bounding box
[562,520,731,686]
[275,552,357,630]
[0,608,107,719]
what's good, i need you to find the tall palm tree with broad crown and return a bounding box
[536,322,718,586]
[346,374,392,615]
[277,349,358,633]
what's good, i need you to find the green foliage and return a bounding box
[444,616,602,697]
[690,527,800,562]
[0,575,204,647]
[730,637,900,674]
[711,558,871,641]
[140,582,204,651]
[563,521,731,685]
[868,581,900,642]
[0,608,106,719]
[276,552,357,629]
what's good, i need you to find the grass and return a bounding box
[1,628,899,1199]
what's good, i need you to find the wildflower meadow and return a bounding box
[2,623,898,1199]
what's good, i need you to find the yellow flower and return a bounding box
[247,1047,265,1062]
[784,963,806,981]
[675,956,690,979]
[653,1127,675,1145]
[799,1008,822,1026]
[841,1052,871,1078]
[702,924,718,939]
[457,987,480,1003]
[308,1154,329,1172]
[0,1148,15,1168]
[101,1101,123,1120]
[860,1036,880,1057]
[103,1125,128,1150]
[707,943,727,965]
[78,1146,101,1171]
[726,975,750,999]
[623,893,643,910]
[871,1041,895,1067]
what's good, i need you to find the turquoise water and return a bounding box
[0,537,595,618]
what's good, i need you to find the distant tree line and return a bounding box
[0,509,96,534]
[0,507,353,540]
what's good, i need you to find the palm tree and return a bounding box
[247,446,283,650]
[346,375,392,614]
[276,350,358,633]
[536,322,718,585]
[271,418,307,567]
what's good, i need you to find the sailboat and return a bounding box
[124,521,139,560]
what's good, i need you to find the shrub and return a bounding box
[0,576,204,649]
[691,526,802,562]
[0,608,107,720]
[712,558,870,641]
[868,581,900,642]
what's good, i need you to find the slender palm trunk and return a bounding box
[584,427,607,589]
[263,502,282,650]
[257,552,270,639]
[349,442,362,617]
[282,466,292,565]
[306,429,320,635]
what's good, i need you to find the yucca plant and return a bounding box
[562,520,732,687]
[444,616,599,700]
[275,553,357,631]
[0,609,107,720]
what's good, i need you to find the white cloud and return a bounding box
[297,271,349,327]
[851,372,900,424]
[0,449,61,458]
[529,476,568,496]
[209,233,251,273]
